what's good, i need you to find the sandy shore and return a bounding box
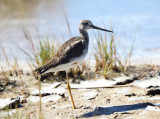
[0,65,160,119]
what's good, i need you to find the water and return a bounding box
[0,0,160,64]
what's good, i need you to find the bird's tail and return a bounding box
[34,67,42,75]
[34,66,48,75]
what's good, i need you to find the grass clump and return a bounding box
[20,30,58,70]
[35,39,56,68]
[93,30,134,79]
[0,46,24,77]
[93,32,116,78]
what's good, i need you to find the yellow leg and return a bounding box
[66,72,76,109]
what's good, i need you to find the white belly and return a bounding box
[44,52,87,74]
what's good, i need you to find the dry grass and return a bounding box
[17,29,59,71]
[93,29,135,78]
[0,47,23,78]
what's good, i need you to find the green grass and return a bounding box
[35,39,56,68]
[19,30,59,71]
[93,31,116,78]
[93,29,135,78]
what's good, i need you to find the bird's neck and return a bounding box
[79,29,89,42]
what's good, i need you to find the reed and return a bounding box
[19,30,58,71]
[93,29,134,78]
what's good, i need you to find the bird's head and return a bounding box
[79,20,113,33]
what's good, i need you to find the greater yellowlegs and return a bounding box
[35,20,113,109]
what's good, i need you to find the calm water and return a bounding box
[0,0,160,63]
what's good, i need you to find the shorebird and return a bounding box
[35,20,113,109]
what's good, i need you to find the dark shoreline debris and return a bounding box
[0,97,23,110]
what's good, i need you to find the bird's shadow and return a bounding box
[78,102,155,118]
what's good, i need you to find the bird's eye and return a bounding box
[84,22,88,25]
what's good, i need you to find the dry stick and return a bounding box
[70,85,134,89]
[1,47,10,70]
[37,73,42,119]
[63,8,72,37]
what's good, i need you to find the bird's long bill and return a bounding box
[91,25,113,33]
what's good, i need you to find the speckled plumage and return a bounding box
[35,36,89,74]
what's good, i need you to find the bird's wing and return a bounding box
[35,36,87,74]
